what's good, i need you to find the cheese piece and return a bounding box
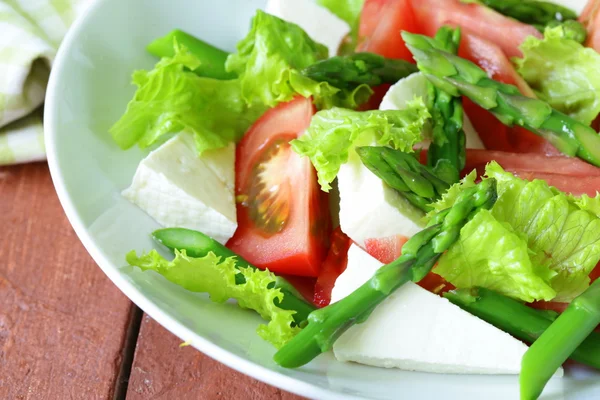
[337,156,425,247]
[379,72,485,149]
[331,245,564,376]
[123,133,237,244]
[265,0,350,57]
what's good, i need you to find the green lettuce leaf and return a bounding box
[435,209,556,302]
[291,98,430,191]
[568,193,600,218]
[433,162,600,302]
[426,169,477,216]
[515,25,600,126]
[110,42,263,154]
[226,10,371,110]
[487,163,600,301]
[126,249,300,348]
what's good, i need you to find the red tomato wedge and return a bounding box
[227,97,331,277]
[462,149,600,196]
[365,235,408,264]
[364,235,453,294]
[410,0,540,58]
[313,227,352,307]
[358,84,391,111]
[357,0,419,61]
[581,0,600,52]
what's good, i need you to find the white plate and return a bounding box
[44,0,599,398]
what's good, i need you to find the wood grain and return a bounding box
[0,163,133,400]
[127,315,305,400]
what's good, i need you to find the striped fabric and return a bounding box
[0,0,90,165]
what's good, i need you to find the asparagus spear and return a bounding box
[274,178,498,368]
[520,279,600,400]
[445,287,600,369]
[152,228,315,324]
[147,29,235,80]
[426,27,466,184]
[301,52,418,90]
[475,0,577,26]
[356,146,450,212]
[402,31,600,167]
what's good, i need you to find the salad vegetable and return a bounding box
[403,30,600,166]
[113,2,600,398]
[146,29,234,79]
[521,278,600,399]
[152,227,316,323]
[445,287,600,370]
[126,249,300,348]
[274,178,498,368]
[291,99,430,191]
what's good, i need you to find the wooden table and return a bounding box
[0,162,303,399]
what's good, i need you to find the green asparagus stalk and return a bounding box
[147,29,235,80]
[152,228,315,324]
[356,146,450,212]
[445,287,600,369]
[426,27,466,184]
[402,30,600,167]
[274,179,498,368]
[301,52,418,90]
[473,0,577,26]
[520,279,600,400]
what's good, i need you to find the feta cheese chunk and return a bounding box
[332,245,564,376]
[265,0,350,57]
[123,133,237,244]
[337,157,425,247]
[380,72,485,150]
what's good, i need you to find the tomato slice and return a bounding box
[227,97,331,277]
[357,0,419,61]
[464,149,600,177]
[313,227,352,307]
[581,0,600,52]
[410,0,540,59]
[358,84,391,111]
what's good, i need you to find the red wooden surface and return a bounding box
[0,163,304,399]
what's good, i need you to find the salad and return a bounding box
[111,0,600,398]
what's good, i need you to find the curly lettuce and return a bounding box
[126,249,300,348]
[226,10,371,110]
[432,163,600,302]
[291,98,430,191]
[515,25,600,126]
[110,42,263,154]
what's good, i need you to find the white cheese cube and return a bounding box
[123,133,237,244]
[331,245,564,376]
[337,157,424,247]
[380,72,485,150]
[265,0,350,57]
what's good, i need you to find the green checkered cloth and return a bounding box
[0,0,89,165]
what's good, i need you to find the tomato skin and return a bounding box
[410,0,540,59]
[463,149,600,178]
[313,227,352,307]
[359,84,391,111]
[227,97,331,277]
[357,0,419,61]
[581,0,600,52]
